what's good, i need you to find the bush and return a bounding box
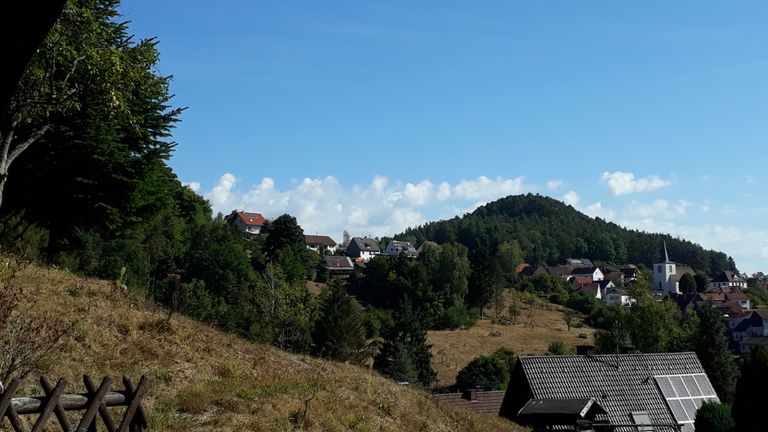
[363,307,394,339]
[456,355,510,391]
[549,288,569,305]
[434,304,477,330]
[694,402,734,432]
[547,341,570,355]
[566,293,596,315]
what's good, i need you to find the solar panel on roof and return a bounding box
[683,376,702,397]
[694,375,715,396]
[654,374,720,430]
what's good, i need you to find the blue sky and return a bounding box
[119,1,768,273]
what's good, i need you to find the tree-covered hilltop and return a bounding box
[399,193,737,275]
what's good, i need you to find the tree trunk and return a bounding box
[0,173,6,211]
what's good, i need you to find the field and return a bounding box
[428,291,596,386]
[4,263,528,431]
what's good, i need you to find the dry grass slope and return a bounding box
[8,265,528,432]
[428,290,595,386]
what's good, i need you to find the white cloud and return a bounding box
[600,171,671,196]
[184,181,201,192]
[208,173,237,210]
[562,191,580,207]
[583,202,615,220]
[547,179,563,191]
[624,199,689,219]
[403,180,434,206]
[452,176,526,200]
[202,174,532,241]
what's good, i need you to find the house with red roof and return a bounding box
[225,210,266,235]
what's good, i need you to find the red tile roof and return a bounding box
[433,390,506,415]
[236,211,266,226]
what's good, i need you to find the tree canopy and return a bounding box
[399,194,737,275]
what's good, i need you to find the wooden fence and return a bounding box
[0,375,148,432]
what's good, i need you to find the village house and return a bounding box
[225,210,266,235]
[382,240,418,258]
[739,336,768,356]
[620,265,640,282]
[731,310,768,355]
[570,266,604,282]
[346,237,380,263]
[318,256,355,277]
[500,351,720,432]
[603,286,634,306]
[573,282,602,300]
[708,271,748,291]
[304,234,338,255]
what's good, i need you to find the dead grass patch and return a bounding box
[428,290,595,386]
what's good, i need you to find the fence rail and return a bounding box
[0,375,148,432]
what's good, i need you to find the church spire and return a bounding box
[664,241,669,263]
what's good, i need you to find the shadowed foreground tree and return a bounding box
[311,283,368,365]
[695,305,737,403]
[732,346,768,431]
[373,300,436,387]
[694,403,734,432]
[680,273,698,294]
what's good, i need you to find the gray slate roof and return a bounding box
[513,352,714,431]
[350,237,380,252]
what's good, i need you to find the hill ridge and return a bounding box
[400,193,736,275]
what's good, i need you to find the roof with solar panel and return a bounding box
[500,352,719,431]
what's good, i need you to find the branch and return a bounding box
[6,124,50,167]
[61,55,86,91]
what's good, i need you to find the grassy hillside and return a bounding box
[428,291,595,386]
[6,264,528,432]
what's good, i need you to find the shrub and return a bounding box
[694,402,734,432]
[456,355,510,391]
[547,341,570,355]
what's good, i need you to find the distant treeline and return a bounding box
[398,194,737,275]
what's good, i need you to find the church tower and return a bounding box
[653,242,678,293]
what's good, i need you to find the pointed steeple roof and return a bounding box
[662,241,674,264]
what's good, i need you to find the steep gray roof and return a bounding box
[320,256,354,270]
[512,352,715,431]
[350,237,380,252]
[571,267,599,276]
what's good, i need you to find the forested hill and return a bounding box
[399,194,736,275]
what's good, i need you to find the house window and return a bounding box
[631,412,653,432]
[657,266,662,273]
[669,265,673,273]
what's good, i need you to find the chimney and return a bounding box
[577,345,596,355]
[619,345,637,354]
[462,389,478,401]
